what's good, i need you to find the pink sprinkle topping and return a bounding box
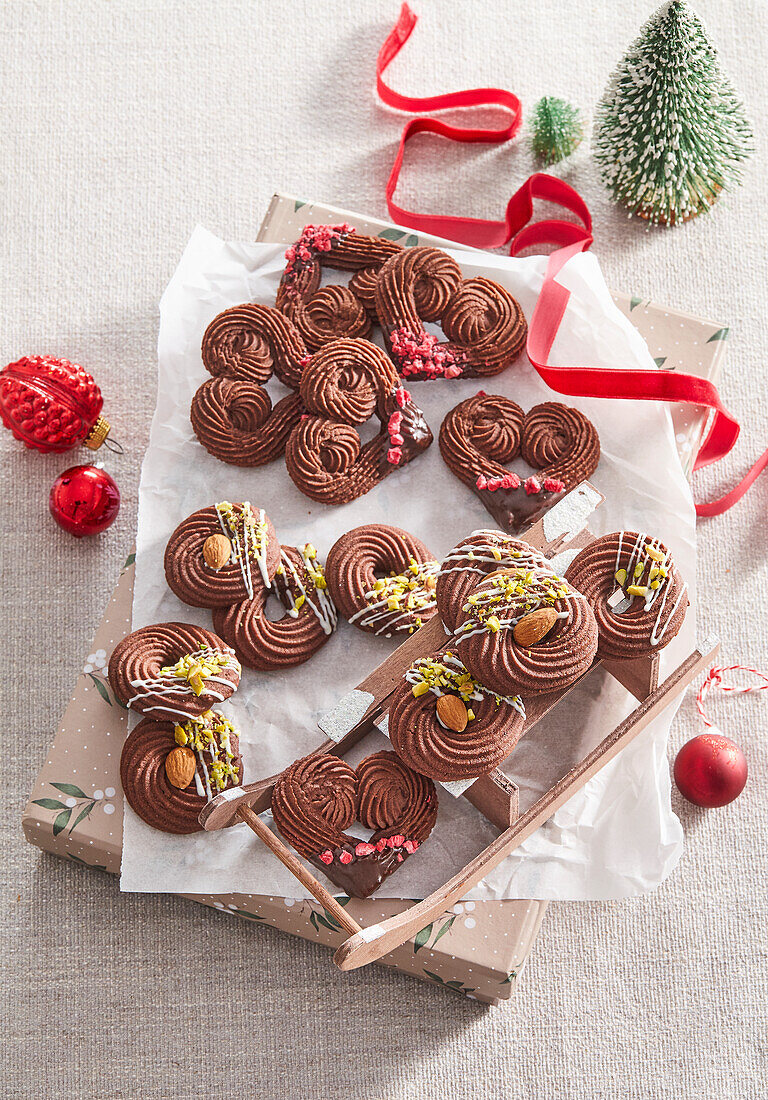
[476,474,488,490]
[390,432,404,445]
[375,838,388,853]
[486,477,503,492]
[479,472,522,493]
[388,410,403,431]
[390,328,465,379]
[298,354,312,368]
[394,386,411,408]
[284,223,353,275]
[388,834,405,848]
[502,472,522,490]
[477,389,487,397]
[338,851,353,865]
[387,446,402,465]
[355,842,375,857]
[402,839,419,854]
[396,853,404,862]
[524,476,542,495]
[543,477,565,493]
[318,850,333,865]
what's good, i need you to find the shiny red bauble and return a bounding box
[49,465,120,537]
[673,730,748,808]
[0,355,110,453]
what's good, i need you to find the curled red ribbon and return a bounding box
[377,3,765,517]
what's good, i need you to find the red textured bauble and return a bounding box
[0,355,110,453]
[673,731,748,808]
[49,465,120,538]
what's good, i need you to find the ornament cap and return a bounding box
[84,415,110,450]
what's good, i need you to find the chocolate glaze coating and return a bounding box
[454,568,598,697]
[108,622,241,719]
[212,545,337,671]
[325,523,438,636]
[565,531,688,660]
[164,504,281,609]
[120,715,242,834]
[435,530,551,634]
[387,650,527,781]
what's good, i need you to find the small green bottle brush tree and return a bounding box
[593,0,753,226]
[529,97,584,165]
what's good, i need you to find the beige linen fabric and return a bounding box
[1,1,765,1096]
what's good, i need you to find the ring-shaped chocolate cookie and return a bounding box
[564,531,688,660]
[439,394,600,533]
[435,530,552,634]
[325,523,438,636]
[108,622,241,719]
[276,224,402,350]
[375,247,527,380]
[212,544,337,671]
[453,566,598,697]
[164,502,281,609]
[120,712,243,834]
[271,750,437,898]
[387,651,527,781]
[285,339,433,505]
[201,302,307,389]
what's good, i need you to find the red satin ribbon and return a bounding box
[377,3,766,517]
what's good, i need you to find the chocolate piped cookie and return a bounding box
[285,338,432,505]
[324,523,438,636]
[212,544,337,671]
[276,224,402,351]
[375,247,527,380]
[191,379,304,467]
[439,394,600,533]
[164,502,281,609]
[120,711,243,834]
[453,565,598,697]
[201,301,308,389]
[271,750,437,898]
[387,651,527,781]
[565,531,688,660]
[108,623,241,719]
[435,530,552,634]
[192,302,308,465]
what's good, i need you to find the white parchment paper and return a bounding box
[121,226,695,901]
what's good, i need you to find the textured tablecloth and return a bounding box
[2,2,766,1097]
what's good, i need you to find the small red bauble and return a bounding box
[49,465,120,538]
[0,355,110,453]
[673,730,748,808]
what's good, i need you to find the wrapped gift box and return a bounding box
[22,198,727,1003]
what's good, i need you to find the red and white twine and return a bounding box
[696,665,768,728]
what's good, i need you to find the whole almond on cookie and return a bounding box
[165,745,197,789]
[436,694,468,733]
[202,533,231,571]
[513,608,558,647]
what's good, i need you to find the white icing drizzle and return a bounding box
[405,652,526,719]
[215,501,270,598]
[176,713,240,801]
[609,530,685,644]
[127,646,240,719]
[349,559,439,636]
[276,547,338,635]
[438,529,550,580]
[452,567,580,642]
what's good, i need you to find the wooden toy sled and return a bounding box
[200,483,718,972]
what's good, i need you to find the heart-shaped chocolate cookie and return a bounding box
[271,750,437,898]
[439,393,600,532]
